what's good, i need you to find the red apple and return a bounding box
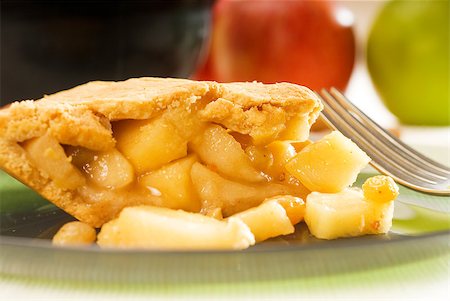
[194,0,355,91]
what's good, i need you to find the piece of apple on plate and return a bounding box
[97,205,255,250]
[304,175,398,239]
[230,195,306,242]
[231,199,294,242]
[285,131,371,193]
[266,195,306,225]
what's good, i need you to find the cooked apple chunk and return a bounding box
[191,162,301,216]
[362,175,398,233]
[245,145,273,172]
[305,186,395,240]
[139,155,200,212]
[305,189,367,239]
[232,200,294,242]
[202,207,224,220]
[265,195,306,225]
[285,131,371,193]
[362,175,399,203]
[22,133,85,190]
[364,201,395,234]
[278,114,310,141]
[265,141,297,180]
[53,221,97,246]
[67,147,134,189]
[113,115,188,174]
[97,205,255,250]
[190,125,265,183]
[290,140,312,153]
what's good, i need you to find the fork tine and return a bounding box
[320,89,450,180]
[319,101,448,193]
[318,93,443,186]
[329,88,450,175]
[317,90,450,194]
[319,90,447,182]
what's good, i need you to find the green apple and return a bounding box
[367,0,449,125]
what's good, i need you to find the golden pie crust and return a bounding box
[0,77,322,227]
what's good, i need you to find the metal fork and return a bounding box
[316,88,450,196]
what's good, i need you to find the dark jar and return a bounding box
[1,0,213,104]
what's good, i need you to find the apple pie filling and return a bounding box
[22,105,315,221]
[20,102,399,249]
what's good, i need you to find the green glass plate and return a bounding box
[0,169,449,284]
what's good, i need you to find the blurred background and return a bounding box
[1,0,449,131]
[1,0,214,104]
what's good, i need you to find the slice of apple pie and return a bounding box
[0,77,398,249]
[0,78,321,226]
